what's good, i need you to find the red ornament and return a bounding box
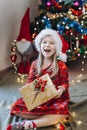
[71,8,82,16]
[10,54,17,62]
[59,123,65,130]
[83,34,87,45]
[11,47,15,52]
[57,5,62,9]
[51,0,62,9]
[66,30,69,35]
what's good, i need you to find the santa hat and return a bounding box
[17,7,32,41]
[35,29,69,62]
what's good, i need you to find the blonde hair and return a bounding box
[36,48,59,77]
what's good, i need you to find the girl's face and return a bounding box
[41,35,56,58]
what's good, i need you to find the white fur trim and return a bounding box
[59,52,67,62]
[35,29,67,62]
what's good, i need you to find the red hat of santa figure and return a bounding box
[17,7,32,42]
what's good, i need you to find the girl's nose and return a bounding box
[46,42,50,46]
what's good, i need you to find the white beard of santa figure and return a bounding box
[16,8,37,74]
[16,38,34,56]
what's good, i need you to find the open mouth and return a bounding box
[44,49,51,52]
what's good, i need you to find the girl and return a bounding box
[7,29,70,130]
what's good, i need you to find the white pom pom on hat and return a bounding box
[35,29,69,62]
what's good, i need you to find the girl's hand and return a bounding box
[55,86,65,98]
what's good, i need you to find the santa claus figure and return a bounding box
[16,8,36,74]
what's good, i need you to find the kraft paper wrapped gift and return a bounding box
[19,74,58,111]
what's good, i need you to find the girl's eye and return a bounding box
[42,42,46,43]
[42,42,54,44]
[50,42,54,44]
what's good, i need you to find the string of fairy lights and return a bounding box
[10,40,27,83]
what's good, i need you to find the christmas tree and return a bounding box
[30,0,87,61]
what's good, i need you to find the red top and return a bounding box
[11,60,70,115]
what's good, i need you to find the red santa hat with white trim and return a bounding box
[34,29,69,62]
[17,7,32,42]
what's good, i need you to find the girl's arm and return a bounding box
[59,61,69,90]
[56,61,69,98]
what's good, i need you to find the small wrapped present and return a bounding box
[19,74,58,111]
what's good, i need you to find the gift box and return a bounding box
[19,74,58,111]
